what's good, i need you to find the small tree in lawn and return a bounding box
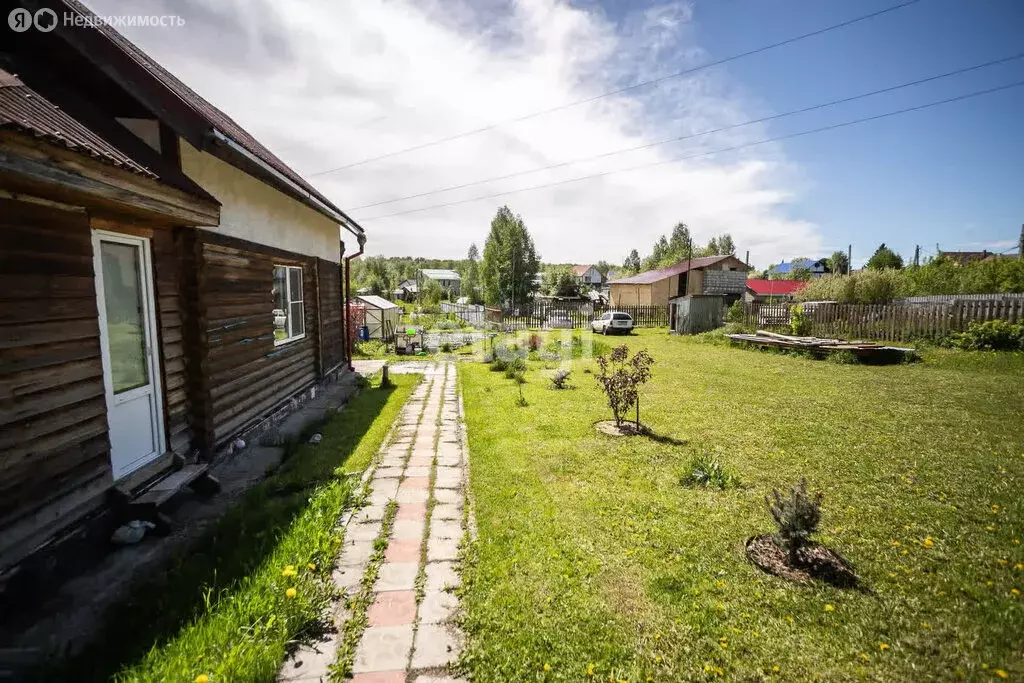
[594,345,654,429]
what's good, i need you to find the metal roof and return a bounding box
[60,0,362,234]
[746,279,808,296]
[572,264,593,276]
[610,255,738,285]
[0,68,154,177]
[771,258,827,274]
[356,294,400,310]
[420,269,461,280]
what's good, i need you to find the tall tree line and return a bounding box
[622,223,738,275]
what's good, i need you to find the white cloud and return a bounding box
[86,0,822,267]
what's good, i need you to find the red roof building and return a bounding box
[744,279,808,301]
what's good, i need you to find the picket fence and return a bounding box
[743,299,1024,342]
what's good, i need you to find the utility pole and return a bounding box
[744,250,750,269]
[847,244,852,275]
[913,245,920,268]
[1018,224,1024,259]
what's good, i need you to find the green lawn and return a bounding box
[41,373,417,683]
[458,329,1024,681]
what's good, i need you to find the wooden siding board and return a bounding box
[191,230,323,450]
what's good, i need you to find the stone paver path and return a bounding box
[279,362,469,683]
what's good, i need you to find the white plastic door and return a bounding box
[92,230,165,480]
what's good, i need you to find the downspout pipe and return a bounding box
[345,233,366,371]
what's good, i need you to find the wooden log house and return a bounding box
[0,1,365,580]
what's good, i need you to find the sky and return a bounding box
[87,0,1024,270]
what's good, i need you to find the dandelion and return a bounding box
[1016,563,1024,571]
[285,587,297,599]
[986,526,996,532]
[586,663,595,677]
[281,565,297,578]
[879,643,889,651]
[995,669,1008,679]
[715,580,725,589]
[655,655,663,664]
[307,563,317,571]
[543,663,551,672]
[824,604,835,612]
[195,676,209,683]
[991,505,1000,513]
[772,665,781,673]
[922,537,934,549]
[891,540,901,547]
[859,653,870,662]
[921,622,931,629]
[1011,589,1021,598]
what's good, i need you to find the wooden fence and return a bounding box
[495,301,668,331]
[742,299,1024,342]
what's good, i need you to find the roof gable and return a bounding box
[55,0,362,235]
[610,255,745,285]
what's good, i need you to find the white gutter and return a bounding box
[210,128,364,239]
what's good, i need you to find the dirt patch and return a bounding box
[594,420,648,437]
[745,534,858,588]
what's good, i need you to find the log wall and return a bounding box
[190,231,323,450]
[0,199,111,553]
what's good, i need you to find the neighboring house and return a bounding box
[744,279,808,303]
[938,250,996,266]
[609,255,749,307]
[354,295,401,341]
[393,278,418,302]
[419,269,461,296]
[0,3,365,577]
[769,258,830,277]
[572,264,603,287]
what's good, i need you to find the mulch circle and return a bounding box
[746,534,859,588]
[594,420,648,437]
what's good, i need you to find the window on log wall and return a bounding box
[273,264,305,345]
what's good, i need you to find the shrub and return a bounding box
[549,368,571,389]
[766,479,823,564]
[489,357,508,372]
[440,342,453,353]
[725,300,744,324]
[594,345,655,427]
[680,452,740,490]
[789,304,811,336]
[503,357,526,381]
[951,320,1024,351]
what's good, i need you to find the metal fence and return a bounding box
[742,299,1024,342]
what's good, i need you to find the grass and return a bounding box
[41,373,417,683]
[457,329,1024,681]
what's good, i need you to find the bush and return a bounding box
[594,345,654,427]
[951,320,1024,351]
[725,300,744,324]
[680,452,740,490]
[549,368,571,389]
[766,479,823,564]
[503,357,527,381]
[789,304,811,336]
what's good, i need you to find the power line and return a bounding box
[351,52,1024,210]
[357,79,1024,221]
[308,0,924,177]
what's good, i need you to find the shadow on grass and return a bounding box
[34,383,399,683]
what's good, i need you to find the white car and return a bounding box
[591,311,634,335]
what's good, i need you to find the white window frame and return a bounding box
[274,264,306,346]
